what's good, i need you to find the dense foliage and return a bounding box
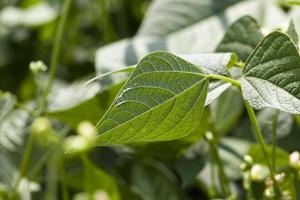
[2,0,300,200]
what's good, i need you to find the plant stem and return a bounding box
[45,154,59,200]
[59,155,68,200]
[206,74,241,88]
[207,132,231,197]
[81,154,94,200]
[40,0,73,114]
[243,101,281,199]
[271,110,279,170]
[9,132,35,199]
[294,170,299,199]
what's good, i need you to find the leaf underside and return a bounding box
[241,31,300,114]
[94,51,208,145]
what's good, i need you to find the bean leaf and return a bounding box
[241,31,300,114]
[93,51,208,145]
[216,15,263,61]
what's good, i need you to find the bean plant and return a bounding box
[2,0,300,200]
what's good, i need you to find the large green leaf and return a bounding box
[137,0,243,36]
[241,31,300,114]
[216,15,263,61]
[93,51,208,145]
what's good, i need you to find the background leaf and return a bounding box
[137,0,243,36]
[216,15,263,61]
[95,0,289,71]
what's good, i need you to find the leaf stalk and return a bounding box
[206,74,241,88]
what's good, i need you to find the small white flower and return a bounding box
[275,172,285,183]
[289,151,300,170]
[250,164,267,181]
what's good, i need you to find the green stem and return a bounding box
[81,154,93,200]
[271,110,279,170]
[207,132,231,197]
[45,154,59,200]
[206,74,241,88]
[9,132,35,199]
[295,171,299,199]
[243,101,281,199]
[210,159,218,196]
[98,0,117,42]
[59,156,68,200]
[40,0,73,114]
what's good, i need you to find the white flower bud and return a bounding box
[205,131,213,141]
[250,164,267,181]
[275,172,285,183]
[63,135,89,154]
[94,190,110,200]
[289,151,300,170]
[264,187,274,198]
[29,61,47,74]
[31,117,51,135]
[77,120,96,139]
[244,155,253,164]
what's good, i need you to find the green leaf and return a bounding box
[0,92,30,153]
[211,87,244,135]
[93,51,208,145]
[46,73,129,127]
[129,161,184,200]
[95,1,288,70]
[82,157,120,200]
[216,15,263,61]
[248,144,289,168]
[138,0,243,36]
[257,108,293,141]
[175,155,206,188]
[241,31,300,114]
[0,92,31,189]
[286,20,299,45]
